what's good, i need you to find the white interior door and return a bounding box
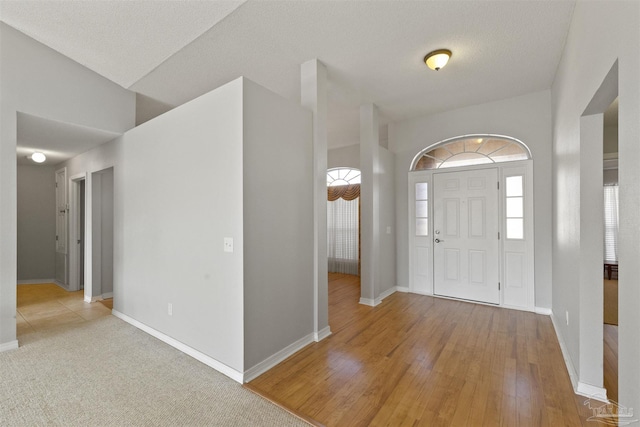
[433,168,500,304]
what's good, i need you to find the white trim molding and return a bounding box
[549,311,609,401]
[244,332,315,383]
[359,297,377,307]
[112,310,243,383]
[360,286,402,307]
[0,340,19,353]
[577,382,608,402]
[375,286,397,305]
[314,326,331,342]
[17,279,57,285]
[396,286,409,293]
[535,307,552,316]
[550,311,579,391]
[102,292,113,299]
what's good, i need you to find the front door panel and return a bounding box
[433,168,499,304]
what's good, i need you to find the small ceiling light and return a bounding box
[424,49,452,71]
[31,152,46,163]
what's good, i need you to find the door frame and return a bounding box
[408,160,534,311]
[69,172,87,292]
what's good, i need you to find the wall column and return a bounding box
[360,104,380,305]
[301,59,330,340]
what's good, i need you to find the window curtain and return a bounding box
[327,186,359,275]
[604,184,619,263]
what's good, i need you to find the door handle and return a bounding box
[435,238,444,243]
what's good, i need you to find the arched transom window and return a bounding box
[327,167,361,186]
[411,135,531,170]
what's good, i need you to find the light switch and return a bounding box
[224,237,233,253]
[386,226,392,234]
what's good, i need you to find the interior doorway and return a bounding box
[69,174,86,292]
[89,167,114,303]
[602,97,619,403]
[327,167,361,303]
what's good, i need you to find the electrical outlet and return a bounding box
[386,226,391,234]
[565,310,569,325]
[224,237,233,253]
[168,303,173,316]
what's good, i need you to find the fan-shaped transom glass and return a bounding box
[327,168,361,186]
[412,136,530,170]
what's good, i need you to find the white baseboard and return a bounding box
[550,311,579,391]
[396,286,409,293]
[408,289,433,296]
[102,292,113,299]
[359,297,378,307]
[84,296,103,303]
[314,326,331,342]
[374,286,398,305]
[112,310,243,383]
[360,286,405,306]
[17,279,57,285]
[535,307,552,315]
[243,332,315,383]
[0,340,19,353]
[577,382,608,401]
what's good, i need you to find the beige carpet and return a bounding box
[604,279,618,326]
[0,316,308,426]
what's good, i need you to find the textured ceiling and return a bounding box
[16,113,121,166]
[2,0,576,155]
[0,0,246,88]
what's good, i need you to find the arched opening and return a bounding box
[411,135,531,171]
[326,168,360,276]
[408,134,534,311]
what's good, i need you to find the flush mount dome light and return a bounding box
[31,152,46,163]
[424,49,451,71]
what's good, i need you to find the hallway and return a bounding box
[17,283,112,338]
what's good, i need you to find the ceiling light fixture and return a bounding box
[31,152,46,163]
[424,49,452,71]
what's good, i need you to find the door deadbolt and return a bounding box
[435,238,444,243]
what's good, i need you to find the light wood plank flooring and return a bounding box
[249,273,598,426]
[603,324,618,403]
[17,283,112,337]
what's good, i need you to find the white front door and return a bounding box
[433,168,500,304]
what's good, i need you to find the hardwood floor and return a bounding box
[17,283,112,337]
[249,273,597,426]
[603,324,618,403]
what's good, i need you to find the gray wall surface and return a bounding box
[551,0,640,409]
[378,147,396,294]
[117,78,246,371]
[17,165,56,281]
[242,78,314,370]
[328,144,360,169]
[0,23,135,346]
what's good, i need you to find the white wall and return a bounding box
[378,147,396,294]
[328,144,360,169]
[0,23,135,347]
[389,90,553,309]
[17,165,56,281]
[58,77,315,378]
[551,0,640,408]
[604,125,618,154]
[90,168,114,297]
[242,78,314,370]
[117,79,245,371]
